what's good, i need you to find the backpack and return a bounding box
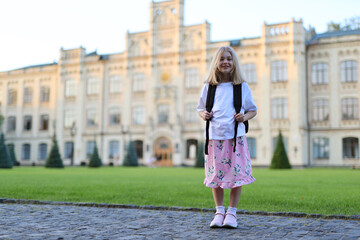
[204,83,249,155]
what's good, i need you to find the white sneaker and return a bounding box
[210,212,225,228]
[222,213,237,228]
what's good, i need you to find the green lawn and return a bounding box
[0,167,359,216]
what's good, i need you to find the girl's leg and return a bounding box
[212,187,224,206]
[210,187,225,228]
[223,186,242,228]
[229,186,242,207]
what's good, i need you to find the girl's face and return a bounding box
[217,51,234,74]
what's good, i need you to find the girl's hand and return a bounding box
[199,111,213,121]
[234,113,246,122]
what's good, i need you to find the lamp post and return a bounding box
[70,122,77,166]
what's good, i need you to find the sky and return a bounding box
[0,0,359,72]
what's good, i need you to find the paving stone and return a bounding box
[0,203,359,239]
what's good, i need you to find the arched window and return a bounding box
[312,63,328,84]
[247,138,257,159]
[271,60,287,82]
[186,139,198,159]
[343,137,359,159]
[38,143,48,160]
[22,144,31,160]
[134,140,143,158]
[340,60,357,83]
[109,140,120,159]
[313,137,330,159]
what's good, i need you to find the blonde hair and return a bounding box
[206,46,244,85]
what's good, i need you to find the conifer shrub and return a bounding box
[0,133,13,169]
[45,134,64,168]
[88,143,102,167]
[123,141,138,166]
[8,144,20,166]
[270,131,292,169]
[195,142,205,168]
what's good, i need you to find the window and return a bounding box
[24,87,33,104]
[312,99,329,121]
[87,78,99,95]
[8,89,17,105]
[313,137,329,159]
[87,108,98,126]
[40,86,50,102]
[134,140,143,158]
[186,139,197,159]
[64,142,74,159]
[341,98,358,120]
[158,104,169,124]
[39,114,49,131]
[133,73,145,92]
[185,103,197,123]
[341,60,357,83]
[86,141,96,159]
[38,143,47,160]
[343,137,359,159]
[242,63,257,83]
[7,116,16,132]
[247,137,257,159]
[64,110,75,128]
[312,63,328,84]
[22,144,31,160]
[185,68,200,88]
[133,106,145,125]
[23,115,32,131]
[273,136,288,153]
[272,98,288,119]
[109,76,122,94]
[65,79,77,97]
[109,140,120,159]
[109,107,121,125]
[271,60,288,82]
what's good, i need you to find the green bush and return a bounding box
[195,142,205,168]
[7,144,20,166]
[89,143,102,168]
[270,131,291,169]
[0,133,13,169]
[45,134,64,168]
[123,141,138,166]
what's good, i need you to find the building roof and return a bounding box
[8,62,57,72]
[307,29,360,45]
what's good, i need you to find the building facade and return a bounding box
[0,0,359,167]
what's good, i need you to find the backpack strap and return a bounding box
[233,84,249,152]
[233,84,241,152]
[204,84,217,155]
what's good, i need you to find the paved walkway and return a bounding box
[0,203,359,240]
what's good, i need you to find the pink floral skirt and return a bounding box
[204,136,256,189]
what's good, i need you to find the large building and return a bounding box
[0,0,359,167]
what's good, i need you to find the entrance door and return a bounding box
[154,137,173,166]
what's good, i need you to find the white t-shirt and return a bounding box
[197,82,257,140]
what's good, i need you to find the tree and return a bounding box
[270,131,292,169]
[0,114,4,131]
[123,141,138,166]
[327,21,341,32]
[7,144,20,166]
[88,142,102,167]
[0,133,13,168]
[195,142,205,168]
[45,134,64,168]
[327,16,360,32]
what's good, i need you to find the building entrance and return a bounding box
[154,137,173,166]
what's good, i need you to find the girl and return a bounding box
[197,46,257,228]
